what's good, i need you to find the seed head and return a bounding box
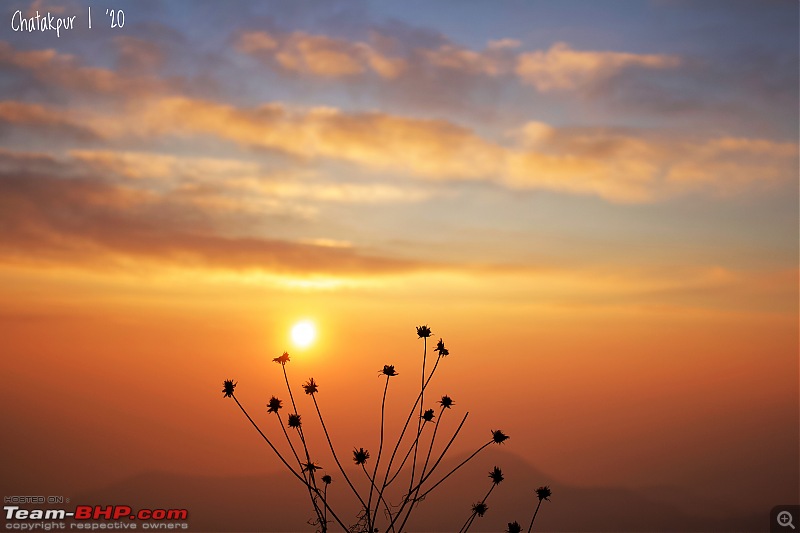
[301,461,321,473]
[266,396,283,413]
[272,352,290,365]
[489,466,504,485]
[302,378,318,395]
[491,429,509,444]
[536,485,552,501]
[380,364,398,377]
[222,379,236,398]
[471,502,488,517]
[353,447,370,465]
[434,338,449,356]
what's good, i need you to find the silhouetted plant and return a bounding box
[526,485,552,532]
[507,521,522,533]
[266,396,283,413]
[222,379,236,398]
[353,448,370,466]
[458,466,504,533]
[222,324,550,532]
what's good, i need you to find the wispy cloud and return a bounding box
[237,30,407,78]
[0,165,427,275]
[110,96,796,202]
[0,41,164,96]
[515,42,680,91]
[235,31,679,93]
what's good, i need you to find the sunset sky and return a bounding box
[1,0,798,530]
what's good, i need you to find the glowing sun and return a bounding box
[291,320,316,348]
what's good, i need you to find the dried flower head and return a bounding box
[266,396,283,413]
[491,429,509,444]
[434,338,449,356]
[322,475,332,485]
[272,352,290,365]
[506,522,522,533]
[489,466,504,485]
[353,447,370,465]
[301,461,321,473]
[416,325,432,338]
[380,364,398,377]
[535,485,552,501]
[421,408,435,422]
[287,413,302,428]
[302,378,318,395]
[471,502,488,517]
[439,395,454,409]
[222,379,236,398]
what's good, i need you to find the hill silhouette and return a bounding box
[72,449,761,532]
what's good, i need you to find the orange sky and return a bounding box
[1,0,798,530]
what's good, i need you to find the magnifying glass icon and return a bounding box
[778,511,796,530]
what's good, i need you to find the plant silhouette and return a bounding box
[222,325,551,532]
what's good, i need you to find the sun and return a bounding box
[291,320,316,348]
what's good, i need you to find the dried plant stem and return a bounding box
[361,464,397,532]
[527,499,543,533]
[412,411,469,493]
[407,337,427,496]
[389,412,469,533]
[419,405,446,481]
[322,484,328,530]
[275,412,322,525]
[274,413,304,470]
[379,352,443,494]
[231,395,348,532]
[367,376,390,530]
[311,395,368,512]
[459,484,496,533]
[280,365,323,527]
[384,423,425,487]
[410,404,446,512]
[415,439,492,500]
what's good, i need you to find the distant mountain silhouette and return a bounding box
[73,449,762,532]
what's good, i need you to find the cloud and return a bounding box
[128,97,503,178]
[67,149,431,205]
[0,165,426,275]
[114,96,795,203]
[114,36,166,73]
[1,34,792,204]
[0,101,100,141]
[0,40,165,96]
[68,150,262,182]
[515,42,681,91]
[234,31,680,95]
[235,29,519,80]
[236,30,407,78]
[508,122,797,201]
[419,43,510,76]
[2,77,792,204]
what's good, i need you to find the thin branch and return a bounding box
[230,395,349,532]
[311,395,368,511]
[367,376,390,529]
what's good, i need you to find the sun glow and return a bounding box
[291,320,316,348]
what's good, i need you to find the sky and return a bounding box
[1,0,798,531]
